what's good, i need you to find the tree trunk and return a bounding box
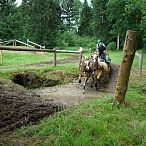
[115,30,138,104]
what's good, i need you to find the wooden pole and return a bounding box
[53,48,57,66]
[79,47,83,69]
[0,50,2,64]
[13,40,15,46]
[139,54,143,76]
[14,39,16,46]
[115,30,138,104]
[117,34,120,50]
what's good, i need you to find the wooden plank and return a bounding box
[0,46,55,52]
[56,50,80,54]
[15,40,33,47]
[27,39,45,49]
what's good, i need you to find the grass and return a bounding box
[0,47,146,146]
[0,50,78,66]
[109,50,146,68]
[1,73,146,146]
[0,62,79,80]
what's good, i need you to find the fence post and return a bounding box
[115,30,138,104]
[79,47,83,69]
[0,50,2,64]
[14,39,16,46]
[27,39,29,47]
[139,53,143,76]
[53,48,56,66]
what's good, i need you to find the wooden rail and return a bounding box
[15,39,33,47]
[0,46,83,67]
[27,39,45,49]
[0,39,34,47]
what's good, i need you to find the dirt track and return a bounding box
[33,64,119,106]
[0,57,119,134]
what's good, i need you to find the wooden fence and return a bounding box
[27,39,45,49]
[0,46,83,67]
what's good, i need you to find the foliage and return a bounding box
[92,0,111,43]
[0,0,23,40]
[57,32,96,48]
[59,0,82,33]
[87,42,96,53]
[20,0,61,48]
[107,42,116,50]
[106,0,145,47]
[78,0,94,36]
[0,0,146,49]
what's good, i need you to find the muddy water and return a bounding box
[32,64,119,106]
[32,80,115,106]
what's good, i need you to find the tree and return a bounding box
[106,0,127,49]
[21,0,61,48]
[60,0,82,32]
[124,0,143,47]
[92,0,111,43]
[0,0,23,40]
[78,0,94,36]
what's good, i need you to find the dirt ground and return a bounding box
[0,80,63,134]
[33,64,119,106]
[0,57,119,134]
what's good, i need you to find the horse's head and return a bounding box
[83,58,91,72]
[90,53,100,70]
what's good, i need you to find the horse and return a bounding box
[78,57,93,90]
[90,53,111,90]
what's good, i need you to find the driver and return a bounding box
[96,39,106,61]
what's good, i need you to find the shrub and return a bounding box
[107,42,116,50]
[87,42,96,53]
[57,32,96,48]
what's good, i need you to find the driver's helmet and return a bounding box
[97,39,101,44]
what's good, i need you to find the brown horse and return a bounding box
[90,53,110,89]
[78,57,93,90]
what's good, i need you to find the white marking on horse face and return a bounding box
[93,59,96,63]
[84,60,90,66]
[84,60,90,71]
[86,65,90,70]
[92,54,97,60]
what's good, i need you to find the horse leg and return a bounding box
[93,70,101,90]
[78,73,82,84]
[83,74,89,90]
[103,72,109,84]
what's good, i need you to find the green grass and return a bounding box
[108,50,146,68]
[0,62,79,80]
[1,74,146,146]
[0,50,77,66]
